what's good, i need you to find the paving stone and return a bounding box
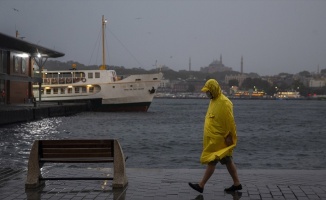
[1,168,326,199]
[248,194,261,199]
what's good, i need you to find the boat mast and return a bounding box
[100,15,107,70]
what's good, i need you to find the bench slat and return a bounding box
[42,148,112,154]
[40,140,114,145]
[42,153,112,159]
[40,177,114,180]
[40,140,114,149]
[40,144,113,148]
[40,157,114,163]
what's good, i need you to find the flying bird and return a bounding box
[12,8,19,12]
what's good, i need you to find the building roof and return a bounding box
[0,32,64,58]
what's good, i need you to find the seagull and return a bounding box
[12,8,19,12]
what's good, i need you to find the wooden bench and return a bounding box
[25,139,128,189]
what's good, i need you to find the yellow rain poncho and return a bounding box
[200,79,237,164]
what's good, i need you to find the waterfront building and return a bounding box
[307,78,326,88]
[225,73,248,87]
[0,32,64,105]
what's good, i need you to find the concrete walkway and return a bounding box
[0,167,325,200]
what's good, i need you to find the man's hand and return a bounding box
[225,134,233,146]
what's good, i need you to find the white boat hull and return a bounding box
[33,70,163,112]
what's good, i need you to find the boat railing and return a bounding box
[34,77,87,85]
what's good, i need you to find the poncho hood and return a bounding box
[201,79,222,99]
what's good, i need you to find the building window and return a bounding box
[60,88,65,94]
[88,73,93,79]
[14,56,20,72]
[0,79,5,104]
[75,87,80,93]
[68,88,72,94]
[0,50,8,73]
[89,87,94,93]
[95,72,100,78]
[53,88,58,94]
[46,89,51,95]
[21,58,27,73]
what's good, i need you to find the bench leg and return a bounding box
[25,140,44,189]
[113,140,128,188]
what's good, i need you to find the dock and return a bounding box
[0,102,89,126]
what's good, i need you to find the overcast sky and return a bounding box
[1,0,326,76]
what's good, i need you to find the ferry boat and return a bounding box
[33,69,162,111]
[232,90,266,99]
[274,91,302,100]
[33,15,163,112]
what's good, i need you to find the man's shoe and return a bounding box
[224,184,242,192]
[188,183,204,193]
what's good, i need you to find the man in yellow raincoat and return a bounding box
[189,79,242,193]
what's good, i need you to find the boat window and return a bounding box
[62,72,73,78]
[135,79,141,81]
[53,88,58,94]
[75,72,85,78]
[75,87,80,93]
[89,87,94,93]
[82,87,87,93]
[95,72,100,78]
[112,86,115,88]
[153,78,158,80]
[44,73,51,78]
[130,85,133,87]
[88,73,93,79]
[60,88,65,94]
[46,89,51,95]
[68,88,72,94]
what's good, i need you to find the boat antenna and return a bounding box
[99,15,107,70]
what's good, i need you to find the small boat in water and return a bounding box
[274,91,302,100]
[33,15,163,111]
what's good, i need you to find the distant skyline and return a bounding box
[1,0,326,76]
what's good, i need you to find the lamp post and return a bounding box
[33,52,48,107]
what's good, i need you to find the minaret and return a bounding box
[241,55,243,74]
[189,57,191,71]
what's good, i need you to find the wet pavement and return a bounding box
[0,167,325,200]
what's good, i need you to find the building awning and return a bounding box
[0,32,64,58]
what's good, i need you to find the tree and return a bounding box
[228,79,239,87]
[298,71,311,77]
[241,78,273,95]
[291,80,309,96]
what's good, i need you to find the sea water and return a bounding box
[0,98,325,170]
